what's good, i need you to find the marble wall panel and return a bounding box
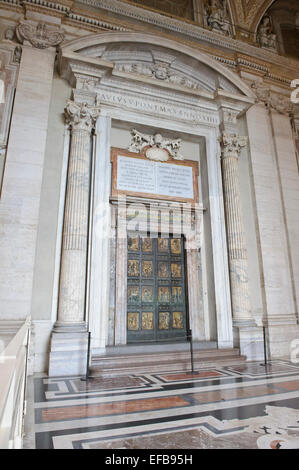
[246,104,296,323]
[0,45,55,320]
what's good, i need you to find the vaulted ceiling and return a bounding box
[121,0,277,33]
[119,0,298,58]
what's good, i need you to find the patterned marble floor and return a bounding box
[24,360,299,449]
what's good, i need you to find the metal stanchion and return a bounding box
[81,331,94,381]
[260,326,268,369]
[188,329,195,374]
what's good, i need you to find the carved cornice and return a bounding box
[1,0,298,79]
[219,132,248,159]
[212,54,292,88]
[16,21,64,49]
[65,12,130,33]
[251,82,294,115]
[65,100,101,133]
[1,0,297,87]
[76,0,299,74]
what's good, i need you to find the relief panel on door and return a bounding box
[127,234,187,343]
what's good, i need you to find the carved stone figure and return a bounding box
[115,61,201,92]
[257,16,277,50]
[128,128,184,161]
[4,28,15,41]
[205,0,232,36]
[13,46,22,64]
[16,21,64,49]
[152,62,170,80]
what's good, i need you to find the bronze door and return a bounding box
[127,234,187,343]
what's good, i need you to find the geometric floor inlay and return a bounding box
[23,360,299,449]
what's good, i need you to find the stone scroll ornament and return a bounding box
[16,21,64,49]
[128,128,184,161]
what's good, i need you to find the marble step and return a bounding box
[90,348,246,377]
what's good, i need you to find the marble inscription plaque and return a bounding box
[156,163,193,199]
[117,155,194,200]
[117,156,156,193]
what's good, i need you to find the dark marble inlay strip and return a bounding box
[41,395,190,422]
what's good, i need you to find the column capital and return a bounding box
[219,132,248,159]
[65,100,101,133]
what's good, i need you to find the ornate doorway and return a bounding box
[127,234,188,343]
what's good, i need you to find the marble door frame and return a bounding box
[88,108,234,350]
[112,204,205,346]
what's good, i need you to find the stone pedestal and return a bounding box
[233,322,264,360]
[48,331,89,377]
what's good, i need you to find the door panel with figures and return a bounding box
[127,234,187,343]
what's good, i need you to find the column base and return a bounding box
[48,324,89,377]
[233,320,265,361]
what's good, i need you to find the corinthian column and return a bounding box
[56,101,100,330]
[219,132,252,323]
[49,101,100,376]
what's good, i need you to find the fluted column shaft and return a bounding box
[56,101,100,328]
[220,133,251,322]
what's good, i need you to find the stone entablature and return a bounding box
[250,82,295,115]
[0,0,298,87]
[78,0,298,72]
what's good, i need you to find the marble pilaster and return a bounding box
[186,247,205,341]
[0,45,56,320]
[88,115,112,352]
[270,111,299,318]
[246,103,298,358]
